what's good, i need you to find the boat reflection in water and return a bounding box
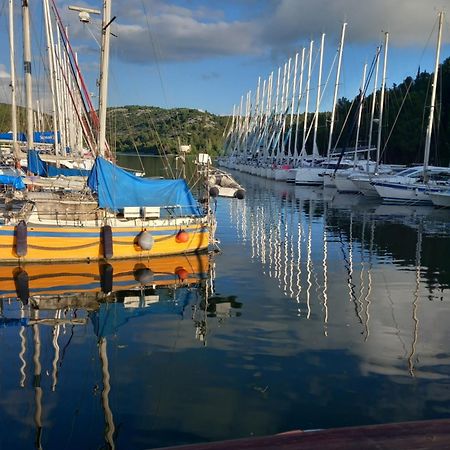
[0,252,237,450]
[0,254,211,303]
[225,173,450,380]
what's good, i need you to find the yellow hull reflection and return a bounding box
[0,252,210,300]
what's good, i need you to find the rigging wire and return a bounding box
[139,0,176,178]
[379,15,439,162]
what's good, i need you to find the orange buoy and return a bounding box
[175,229,189,243]
[175,266,189,280]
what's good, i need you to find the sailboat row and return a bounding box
[218,14,450,206]
[0,1,215,262]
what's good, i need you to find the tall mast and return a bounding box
[43,0,60,157]
[263,72,273,157]
[300,40,314,161]
[288,53,299,160]
[375,32,389,173]
[423,11,443,174]
[367,46,381,168]
[98,0,112,157]
[327,22,347,160]
[8,0,20,162]
[293,48,305,164]
[273,66,281,160]
[312,33,325,161]
[279,59,290,161]
[22,0,34,150]
[354,63,367,167]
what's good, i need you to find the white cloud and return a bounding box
[0,64,10,78]
[260,0,450,48]
[55,0,449,67]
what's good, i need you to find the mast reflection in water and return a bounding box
[1,163,450,449]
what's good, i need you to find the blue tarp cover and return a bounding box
[28,149,90,177]
[0,131,60,144]
[87,157,202,216]
[0,174,25,189]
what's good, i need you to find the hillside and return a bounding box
[106,105,229,155]
[0,103,229,156]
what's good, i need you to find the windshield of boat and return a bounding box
[396,167,421,177]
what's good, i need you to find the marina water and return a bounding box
[0,156,449,449]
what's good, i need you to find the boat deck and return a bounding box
[158,419,450,449]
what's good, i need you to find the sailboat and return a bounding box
[372,12,450,204]
[0,1,213,262]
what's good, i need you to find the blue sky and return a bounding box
[0,0,449,116]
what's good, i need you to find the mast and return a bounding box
[288,53,299,161]
[22,0,34,150]
[367,46,381,169]
[312,33,325,161]
[8,0,20,163]
[327,22,347,160]
[293,48,305,164]
[423,11,443,175]
[354,63,367,167]
[43,0,60,158]
[272,66,281,161]
[375,32,389,173]
[300,40,313,162]
[279,59,290,162]
[98,0,112,157]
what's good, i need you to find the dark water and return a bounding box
[1,157,450,449]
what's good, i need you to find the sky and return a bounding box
[0,0,450,116]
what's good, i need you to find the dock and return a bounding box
[158,418,450,449]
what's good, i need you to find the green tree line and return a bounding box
[304,56,450,166]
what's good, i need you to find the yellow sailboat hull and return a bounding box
[0,221,210,262]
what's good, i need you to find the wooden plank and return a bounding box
[158,419,450,450]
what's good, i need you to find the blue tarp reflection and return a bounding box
[90,288,196,338]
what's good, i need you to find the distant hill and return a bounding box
[106,105,229,155]
[0,103,28,132]
[0,103,229,156]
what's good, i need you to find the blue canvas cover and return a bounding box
[87,157,202,216]
[27,149,91,177]
[0,131,60,144]
[0,174,25,189]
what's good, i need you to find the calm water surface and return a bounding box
[1,156,450,449]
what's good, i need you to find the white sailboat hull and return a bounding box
[373,182,433,204]
[351,176,379,197]
[334,174,360,193]
[274,168,290,181]
[429,191,450,208]
[295,167,323,186]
